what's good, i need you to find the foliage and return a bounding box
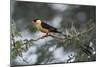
[11,20,33,60]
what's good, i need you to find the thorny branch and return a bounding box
[23,25,95,43]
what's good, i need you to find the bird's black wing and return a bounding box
[41,22,57,32]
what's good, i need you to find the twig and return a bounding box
[48,34,66,40]
[76,26,95,37]
[21,56,29,63]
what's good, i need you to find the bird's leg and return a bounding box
[36,33,48,40]
[42,33,48,37]
[45,33,48,36]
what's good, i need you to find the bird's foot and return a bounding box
[37,34,48,40]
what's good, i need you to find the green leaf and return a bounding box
[15,40,23,48]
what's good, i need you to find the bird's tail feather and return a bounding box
[55,30,67,37]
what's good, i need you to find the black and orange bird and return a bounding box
[32,18,66,36]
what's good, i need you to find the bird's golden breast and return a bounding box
[40,28,49,33]
[35,22,49,33]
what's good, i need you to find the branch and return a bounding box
[48,34,67,40]
[23,25,95,44]
[23,34,71,44]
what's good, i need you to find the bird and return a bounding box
[32,18,67,36]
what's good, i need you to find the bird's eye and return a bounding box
[33,19,37,22]
[33,18,38,22]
